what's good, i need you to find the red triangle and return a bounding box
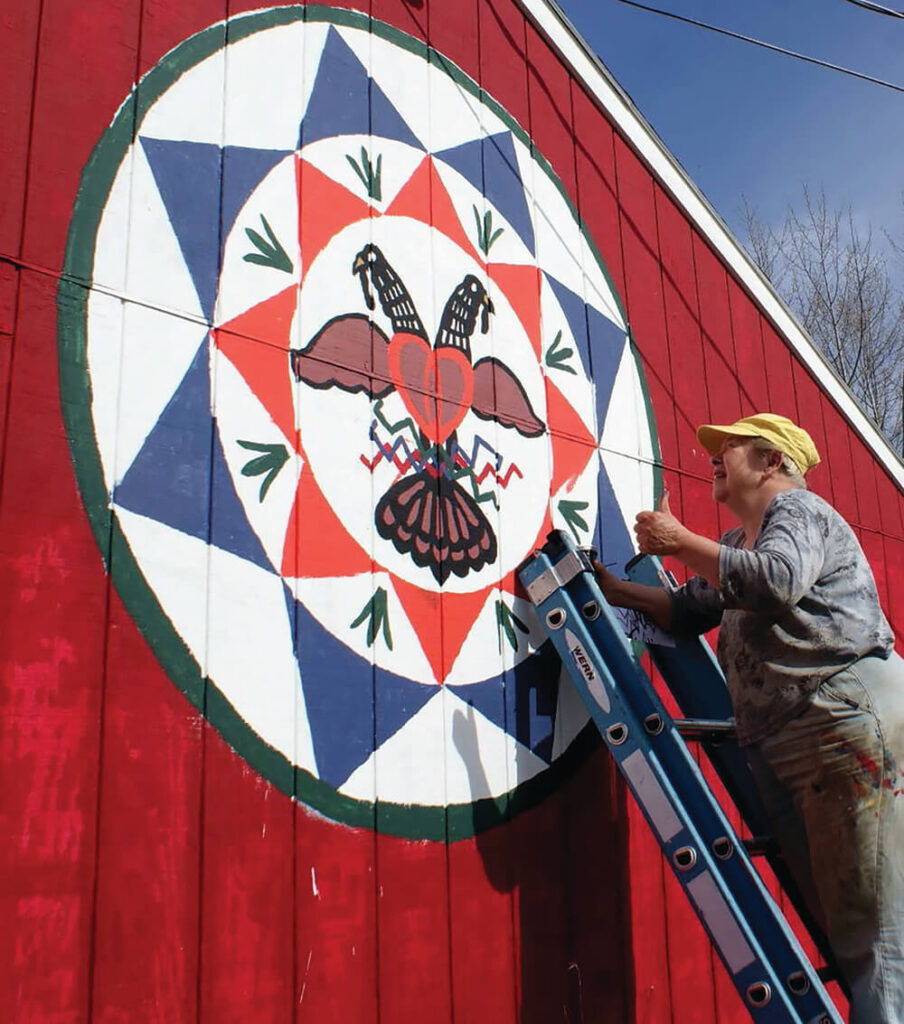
[297,157,372,278]
[281,465,372,579]
[214,287,298,446]
[486,263,542,358]
[499,567,527,602]
[392,577,493,685]
[545,379,596,495]
[499,568,519,594]
[545,378,595,445]
[550,435,597,497]
[386,157,479,262]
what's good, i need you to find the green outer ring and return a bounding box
[57,4,662,841]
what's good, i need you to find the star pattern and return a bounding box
[114,21,637,792]
[213,152,600,681]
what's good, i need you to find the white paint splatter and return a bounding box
[299,950,313,1005]
[311,866,319,897]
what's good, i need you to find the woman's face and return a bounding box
[710,436,769,505]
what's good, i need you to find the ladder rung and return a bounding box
[674,717,736,742]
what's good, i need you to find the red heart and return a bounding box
[388,333,474,445]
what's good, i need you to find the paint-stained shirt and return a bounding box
[669,489,895,745]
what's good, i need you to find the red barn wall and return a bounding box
[2,1,901,1022]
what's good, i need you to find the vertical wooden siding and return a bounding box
[2,1,902,1023]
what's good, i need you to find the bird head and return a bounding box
[352,244,383,311]
[352,243,381,276]
[461,275,494,334]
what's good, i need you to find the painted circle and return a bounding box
[293,215,548,593]
[59,7,659,839]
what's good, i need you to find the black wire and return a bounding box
[842,0,904,18]
[612,0,904,94]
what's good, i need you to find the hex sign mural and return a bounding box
[59,6,658,838]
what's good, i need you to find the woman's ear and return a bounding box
[763,448,783,477]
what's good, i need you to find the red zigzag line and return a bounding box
[475,462,523,487]
[359,451,413,473]
[358,452,523,489]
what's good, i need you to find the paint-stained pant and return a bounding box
[747,652,904,1024]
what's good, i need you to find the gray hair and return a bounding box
[750,436,807,489]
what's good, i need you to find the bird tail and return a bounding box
[375,470,497,585]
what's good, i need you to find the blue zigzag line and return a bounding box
[367,422,436,473]
[446,435,505,472]
[365,424,513,510]
[367,422,507,477]
[369,423,479,478]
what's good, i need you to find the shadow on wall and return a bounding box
[452,702,635,1023]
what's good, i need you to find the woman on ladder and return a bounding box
[595,413,904,1024]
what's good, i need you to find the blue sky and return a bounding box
[557,0,904,248]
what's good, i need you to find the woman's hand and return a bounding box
[634,491,688,556]
[633,491,723,588]
[593,560,624,605]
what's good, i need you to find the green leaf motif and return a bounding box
[351,588,393,650]
[545,330,577,375]
[558,499,590,542]
[472,205,505,255]
[495,598,529,653]
[243,214,293,274]
[237,440,289,501]
[346,147,383,201]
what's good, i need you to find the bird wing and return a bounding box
[291,314,394,397]
[470,357,545,437]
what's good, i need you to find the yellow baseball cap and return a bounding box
[696,413,821,474]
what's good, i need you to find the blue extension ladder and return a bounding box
[518,530,842,1024]
[623,553,846,1000]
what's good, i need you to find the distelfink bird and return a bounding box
[291,243,545,584]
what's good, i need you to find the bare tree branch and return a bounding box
[743,187,904,453]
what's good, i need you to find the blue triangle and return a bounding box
[141,138,291,320]
[544,272,627,438]
[141,138,220,320]
[115,341,213,534]
[587,305,628,437]
[448,640,561,764]
[221,145,293,244]
[594,463,635,574]
[114,341,272,572]
[299,27,423,150]
[287,592,436,788]
[209,434,273,572]
[434,131,535,255]
[543,272,590,377]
